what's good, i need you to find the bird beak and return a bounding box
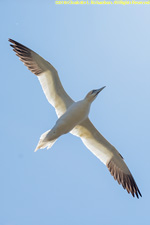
[94,86,106,96]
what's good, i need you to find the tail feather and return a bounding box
[34,129,57,152]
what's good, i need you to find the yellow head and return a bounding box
[85,86,106,103]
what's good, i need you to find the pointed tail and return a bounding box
[34,129,57,152]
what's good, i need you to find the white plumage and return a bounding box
[9,38,142,198]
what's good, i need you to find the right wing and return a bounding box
[9,39,74,117]
[71,118,142,198]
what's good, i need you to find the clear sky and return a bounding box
[1,1,150,225]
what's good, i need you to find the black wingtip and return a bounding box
[8,38,14,43]
[107,159,142,199]
[10,44,14,48]
[8,38,16,47]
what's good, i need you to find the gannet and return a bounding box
[9,39,142,198]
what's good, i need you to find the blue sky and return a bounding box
[1,1,150,225]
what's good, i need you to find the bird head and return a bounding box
[85,86,106,102]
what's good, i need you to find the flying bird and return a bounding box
[9,38,142,198]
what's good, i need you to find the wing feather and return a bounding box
[9,39,74,117]
[71,118,142,198]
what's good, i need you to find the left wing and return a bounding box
[71,118,142,198]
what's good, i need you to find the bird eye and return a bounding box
[92,90,96,94]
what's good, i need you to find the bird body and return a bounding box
[9,38,142,198]
[36,99,90,150]
[36,88,105,151]
[55,98,91,133]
